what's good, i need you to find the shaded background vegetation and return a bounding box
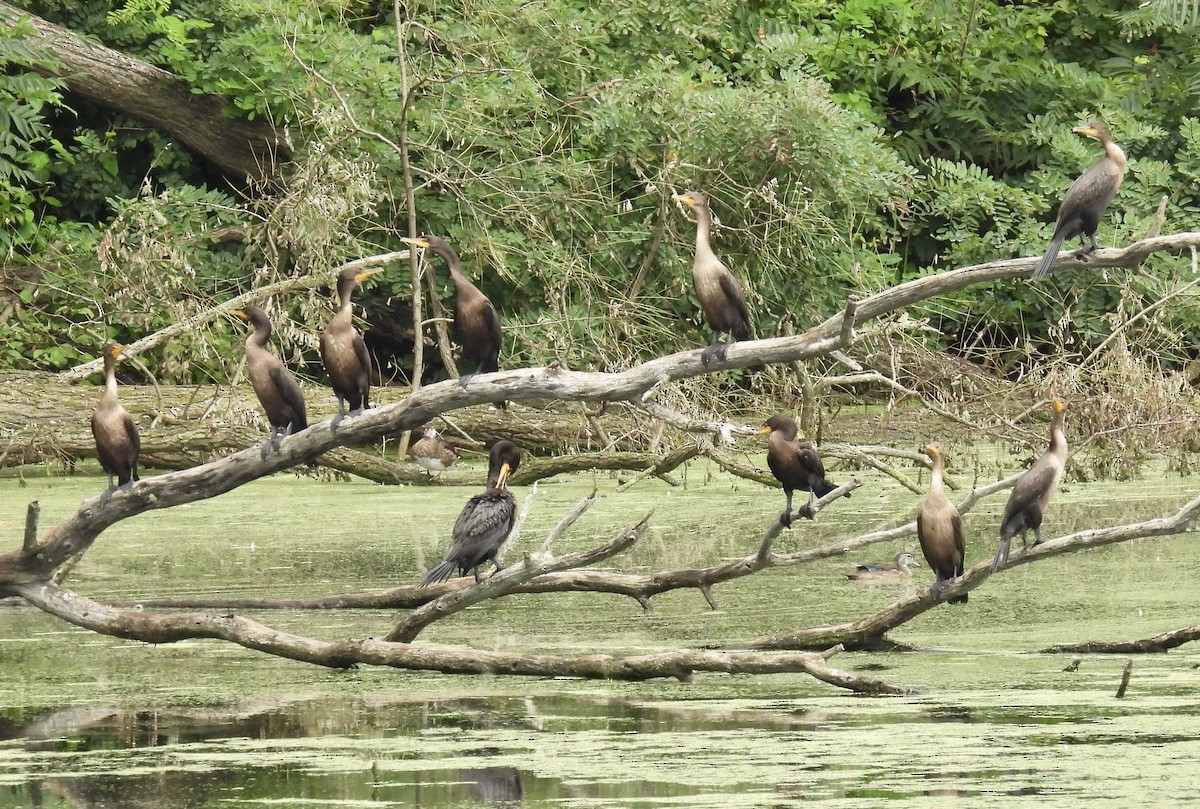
[3,0,1200,413]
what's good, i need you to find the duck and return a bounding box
[845,552,921,582]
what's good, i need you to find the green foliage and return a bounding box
[0,17,69,258]
[11,0,1200,385]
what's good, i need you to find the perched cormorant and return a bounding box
[409,425,459,475]
[400,235,502,387]
[1032,120,1127,278]
[761,414,843,528]
[672,191,753,364]
[993,399,1067,572]
[91,343,140,504]
[845,552,920,582]
[420,440,521,585]
[233,306,308,458]
[917,444,967,604]
[320,266,383,426]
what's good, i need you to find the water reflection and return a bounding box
[4,689,1200,807]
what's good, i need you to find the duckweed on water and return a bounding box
[2,460,1199,807]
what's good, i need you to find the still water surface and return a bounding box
[2,459,1199,807]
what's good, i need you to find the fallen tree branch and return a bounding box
[724,493,1200,652]
[8,580,906,690]
[1043,624,1200,654]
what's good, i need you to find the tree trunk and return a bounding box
[0,2,288,182]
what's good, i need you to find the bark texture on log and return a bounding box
[0,1,288,181]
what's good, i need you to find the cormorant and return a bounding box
[672,191,753,364]
[400,235,502,387]
[233,306,308,458]
[1032,120,1127,278]
[420,440,521,585]
[91,343,140,504]
[993,399,1067,571]
[320,266,383,426]
[845,552,920,581]
[761,414,843,527]
[917,443,967,604]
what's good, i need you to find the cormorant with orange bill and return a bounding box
[321,265,383,427]
[672,191,753,365]
[233,306,308,458]
[91,343,140,504]
[993,399,1067,571]
[420,440,522,585]
[1032,120,1127,278]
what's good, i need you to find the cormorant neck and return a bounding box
[103,357,119,398]
[1104,139,1127,171]
[336,281,356,315]
[693,204,713,256]
[1049,412,1067,457]
[930,456,944,492]
[248,322,271,348]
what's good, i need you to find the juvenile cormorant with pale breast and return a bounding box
[321,266,383,426]
[420,440,521,585]
[917,444,967,603]
[993,399,1067,571]
[233,306,308,458]
[91,343,140,504]
[672,191,753,364]
[1032,120,1127,278]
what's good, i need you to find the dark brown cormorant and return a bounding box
[917,444,967,604]
[421,440,521,585]
[233,306,308,458]
[400,235,502,387]
[409,425,459,476]
[760,414,843,528]
[672,191,753,364]
[320,266,383,426]
[91,343,140,504]
[993,399,1067,571]
[1032,120,1127,278]
[845,552,920,582]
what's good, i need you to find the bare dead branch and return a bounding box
[22,501,39,554]
[1044,625,1200,655]
[725,493,1200,652]
[9,579,905,690]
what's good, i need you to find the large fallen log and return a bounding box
[0,2,288,182]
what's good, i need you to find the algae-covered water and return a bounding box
[2,453,1200,807]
